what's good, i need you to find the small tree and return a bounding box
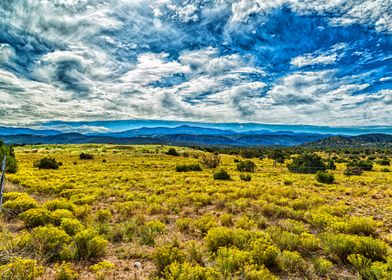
[0,143,17,173]
[200,153,221,169]
[236,160,256,172]
[347,161,373,171]
[326,160,336,170]
[316,171,335,184]
[166,148,179,156]
[269,150,285,167]
[287,153,326,174]
[213,169,231,180]
[79,153,94,160]
[34,158,61,170]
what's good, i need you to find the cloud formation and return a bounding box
[0,0,391,126]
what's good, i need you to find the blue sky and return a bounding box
[0,0,391,129]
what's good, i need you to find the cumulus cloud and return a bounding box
[0,0,391,126]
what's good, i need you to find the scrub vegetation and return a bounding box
[0,144,392,279]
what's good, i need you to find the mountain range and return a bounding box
[0,125,391,148]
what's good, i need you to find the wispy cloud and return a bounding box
[0,0,390,126]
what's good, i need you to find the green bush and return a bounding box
[166,148,179,156]
[0,258,44,280]
[28,225,71,261]
[344,167,363,176]
[287,153,326,174]
[0,144,18,173]
[175,164,202,172]
[54,262,79,280]
[18,208,51,228]
[347,160,373,171]
[316,171,335,184]
[34,157,61,170]
[376,159,390,166]
[240,174,252,182]
[381,168,390,172]
[200,153,221,168]
[213,169,231,180]
[74,229,108,260]
[326,159,336,170]
[79,153,94,160]
[236,160,256,172]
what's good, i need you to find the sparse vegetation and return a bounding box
[0,144,391,279]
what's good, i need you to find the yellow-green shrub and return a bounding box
[51,209,74,226]
[193,214,218,236]
[90,260,115,280]
[250,237,280,268]
[163,261,211,280]
[74,229,108,260]
[244,265,278,280]
[267,227,300,251]
[60,218,84,236]
[154,245,186,275]
[176,217,192,233]
[44,199,75,212]
[28,225,71,261]
[204,227,259,252]
[322,233,388,261]
[18,208,51,228]
[94,209,112,224]
[313,257,333,276]
[0,258,44,280]
[214,247,249,277]
[54,262,79,280]
[277,250,306,273]
[299,232,321,252]
[2,194,38,219]
[139,220,166,245]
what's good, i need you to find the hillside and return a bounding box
[1,144,391,279]
[303,134,392,148]
[0,126,330,146]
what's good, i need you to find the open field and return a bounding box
[1,144,392,279]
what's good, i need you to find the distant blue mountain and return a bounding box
[94,125,237,137]
[0,126,61,136]
[40,119,392,135]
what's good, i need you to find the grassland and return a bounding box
[1,144,392,279]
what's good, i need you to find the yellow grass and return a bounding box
[1,144,392,279]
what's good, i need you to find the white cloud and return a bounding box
[230,0,392,33]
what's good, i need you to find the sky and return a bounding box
[0,0,391,128]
